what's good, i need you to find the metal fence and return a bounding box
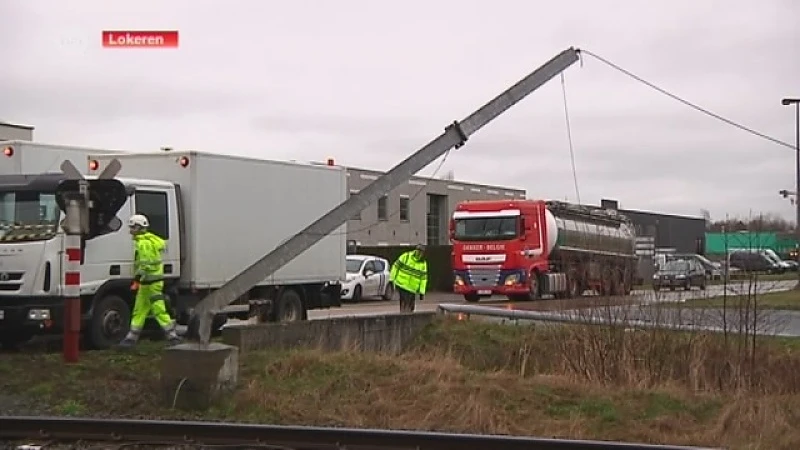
[0,416,720,450]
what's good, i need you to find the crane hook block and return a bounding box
[446,120,468,149]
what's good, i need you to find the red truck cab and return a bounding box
[450,199,553,302]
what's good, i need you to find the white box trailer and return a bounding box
[89,150,348,289]
[0,148,347,350]
[0,140,127,176]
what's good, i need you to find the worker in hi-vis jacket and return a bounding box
[119,214,182,348]
[389,244,428,313]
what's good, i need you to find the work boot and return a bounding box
[118,329,140,349]
[163,322,182,346]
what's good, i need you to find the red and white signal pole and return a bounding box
[62,194,86,363]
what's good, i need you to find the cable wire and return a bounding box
[577,49,795,150]
[560,72,581,204]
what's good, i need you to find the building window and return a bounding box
[399,197,410,221]
[348,192,361,221]
[378,195,388,221]
[134,190,169,239]
[426,194,445,246]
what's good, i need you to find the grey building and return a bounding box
[345,166,526,247]
[0,121,34,141]
[599,199,706,254]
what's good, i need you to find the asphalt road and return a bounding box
[226,279,797,326]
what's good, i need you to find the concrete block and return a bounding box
[222,312,436,354]
[160,342,239,410]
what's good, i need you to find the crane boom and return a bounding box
[189,47,582,344]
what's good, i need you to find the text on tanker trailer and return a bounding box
[450,199,638,302]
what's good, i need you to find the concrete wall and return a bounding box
[345,166,526,247]
[222,312,436,354]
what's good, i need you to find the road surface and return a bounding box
[225,279,796,325]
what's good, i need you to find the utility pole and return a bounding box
[186,47,583,344]
[781,97,800,288]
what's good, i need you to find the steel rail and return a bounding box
[0,416,720,450]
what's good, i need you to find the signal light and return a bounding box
[3,146,13,157]
[178,156,190,167]
[88,159,99,171]
[327,158,335,166]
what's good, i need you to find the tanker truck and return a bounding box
[450,199,638,302]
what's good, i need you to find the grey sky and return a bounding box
[2,0,799,222]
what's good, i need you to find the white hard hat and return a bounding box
[129,214,149,228]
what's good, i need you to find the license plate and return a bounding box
[478,290,491,295]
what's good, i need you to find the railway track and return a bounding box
[0,416,717,450]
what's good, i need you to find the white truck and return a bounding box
[0,148,347,349]
[0,140,127,176]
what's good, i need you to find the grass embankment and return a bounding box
[678,289,800,310]
[2,320,800,449]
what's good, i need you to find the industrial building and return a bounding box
[345,166,526,247]
[598,199,707,254]
[0,121,34,141]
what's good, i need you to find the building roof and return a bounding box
[0,121,35,130]
[344,165,526,193]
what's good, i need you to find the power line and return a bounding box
[560,72,581,204]
[577,49,795,150]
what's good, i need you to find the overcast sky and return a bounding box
[2,0,799,222]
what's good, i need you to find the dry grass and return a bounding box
[2,319,800,449]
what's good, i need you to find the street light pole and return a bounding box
[781,97,800,288]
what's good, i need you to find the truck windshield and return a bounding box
[0,190,60,242]
[454,217,518,241]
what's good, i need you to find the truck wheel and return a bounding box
[88,294,131,350]
[523,272,540,301]
[275,289,304,322]
[464,293,480,303]
[0,332,33,351]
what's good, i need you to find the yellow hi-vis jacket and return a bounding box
[390,250,428,295]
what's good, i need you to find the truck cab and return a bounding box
[0,172,183,349]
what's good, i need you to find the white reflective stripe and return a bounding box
[63,234,82,298]
[462,254,507,264]
[452,209,521,219]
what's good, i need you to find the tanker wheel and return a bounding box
[611,269,625,296]
[600,269,613,297]
[566,274,581,299]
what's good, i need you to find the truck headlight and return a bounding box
[454,275,465,286]
[28,309,51,320]
[504,274,520,285]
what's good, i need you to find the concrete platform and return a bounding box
[160,342,239,410]
[222,312,436,354]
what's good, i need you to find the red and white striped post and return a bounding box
[62,205,83,363]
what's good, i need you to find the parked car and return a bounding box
[653,259,707,291]
[728,251,783,274]
[669,253,722,280]
[340,254,394,302]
